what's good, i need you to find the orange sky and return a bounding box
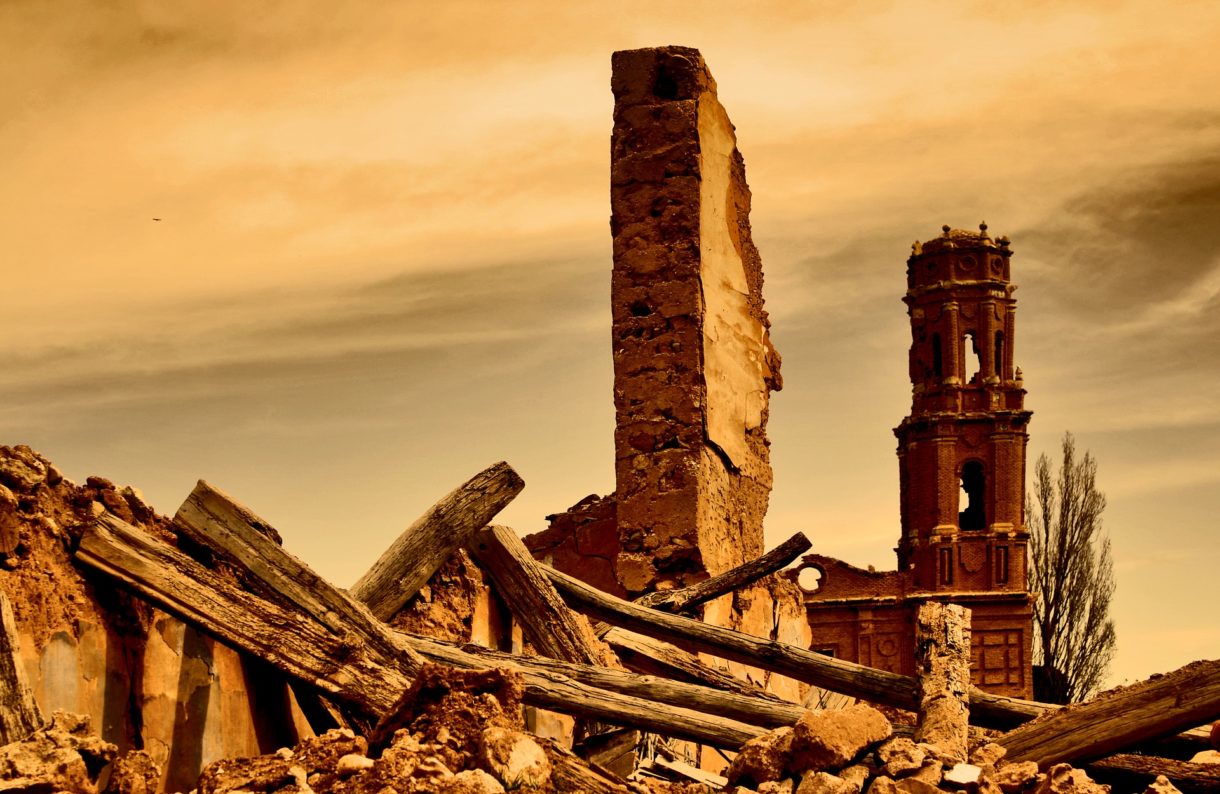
[4,0,1219,686]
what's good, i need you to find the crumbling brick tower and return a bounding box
[608,47,782,595]
[895,223,1034,690]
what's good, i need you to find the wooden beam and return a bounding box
[403,633,804,732]
[636,531,811,614]
[76,514,416,719]
[603,628,789,704]
[466,524,611,668]
[0,592,42,744]
[542,563,1050,728]
[998,658,1220,767]
[1089,754,1220,794]
[350,461,524,620]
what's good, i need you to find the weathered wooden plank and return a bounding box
[403,633,804,731]
[913,602,971,761]
[543,563,1050,728]
[999,658,1220,767]
[0,592,42,744]
[76,514,417,719]
[636,531,811,614]
[603,627,789,704]
[466,524,611,668]
[1089,753,1220,794]
[350,461,524,620]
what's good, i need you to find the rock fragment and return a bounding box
[791,705,891,773]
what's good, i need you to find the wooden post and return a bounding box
[466,525,612,668]
[0,592,42,744]
[913,602,971,761]
[349,461,524,620]
[636,531,811,614]
[999,658,1220,767]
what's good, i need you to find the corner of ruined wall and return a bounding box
[610,46,780,595]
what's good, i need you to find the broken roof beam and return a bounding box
[466,524,613,668]
[998,658,1220,767]
[76,513,418,720]
[542,563,1050,728]
[636,531,811,614]
[152,483,771,748]
[349,461,524,620]
[0,592,43,744]
[405,632,802,732]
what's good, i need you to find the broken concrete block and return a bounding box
[1143,774,1183,793]
[796,770,860,794]
[726,726,795,786]
[877,737,926,778]
[992,760,1039,793]
[970,743,1007,770]
[791,704,891,773]
[478,726,551,789]
[1031,763,1108,794]
[944,762,983,788]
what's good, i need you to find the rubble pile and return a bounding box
[722,703,1124,793]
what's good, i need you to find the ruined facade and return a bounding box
[528,46,783,599]
[795,225,1034,699]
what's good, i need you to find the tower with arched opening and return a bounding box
[795,224,1033,698]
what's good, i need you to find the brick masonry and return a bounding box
[797,225,1034,699]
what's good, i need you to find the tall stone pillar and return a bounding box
[609,46,781,594]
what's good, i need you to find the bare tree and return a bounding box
[1027,432,1117,703]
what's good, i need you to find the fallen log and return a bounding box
[466,524,611,668]
[1088,753,1220,794]
[349,461,524,620]
[912,602,970,761]
[603,627,790,704]
[77,514,417,719]
[542,563,1050,729]
[636,531,812,614]
[0,592,42,744]
[998,658,1220,767]
[403,633,804,731]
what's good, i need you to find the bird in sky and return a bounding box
[152,217,161,222]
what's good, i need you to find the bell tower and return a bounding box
[895,223,1032,594]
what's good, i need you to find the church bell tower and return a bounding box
[895,223,1032,594]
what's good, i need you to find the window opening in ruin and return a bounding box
[994,331,1005,379]
[797,566,823,593]
[964,330,981,384]
[959,460,986,530]
[996,546,1009,584]
[931,333,943,380]
[653,67,679,99]
[813,647,837,658]
[939,547,953,585]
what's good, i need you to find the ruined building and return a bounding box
[525,50,1034,702]
[795,224,1034,699]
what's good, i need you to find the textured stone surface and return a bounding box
[1143,774,1182,793]
[0,711,117,794]
[797,770,860,794]
[1031,763,1107,793]
[992,760,1039,793]
[877,738,926,778]
[791,705,891,773]
[725,726,794,787]
[943,762,982,788]
[609,46,779,591]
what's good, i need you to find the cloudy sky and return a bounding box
[3,0,1218,687]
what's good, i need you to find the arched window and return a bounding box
[994,331,1006,379]
[931,333,943,380]
[964,331,981,384]
[959,460,986,530]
